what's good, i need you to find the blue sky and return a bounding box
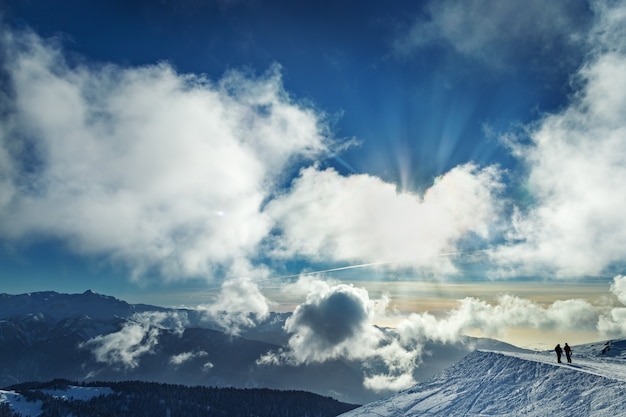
[2,0,626,358]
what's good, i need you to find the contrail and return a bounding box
[187,249,488,298]
[269,249,488,281]
[270,259,416,281]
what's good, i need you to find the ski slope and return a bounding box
[341,340,626,417]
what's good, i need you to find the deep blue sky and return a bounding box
[3,0,577,185]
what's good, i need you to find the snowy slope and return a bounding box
[340,341,626,417]
[0,385,116,417]
[0,390,43,417]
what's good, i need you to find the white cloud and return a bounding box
[363,372,416,393]
[611,275,626,305]
[198,275,270,336]
[597,308,626,337]
[264,280,386,364]
[395,0,589,70]
[597,275,626,337]
[80,322,160,369]
[258,278,420,392]
[0,29,330,280]
[80,311,188,368]
[490,0,626,278]
[397,295,600,346]
[170,350,208,365]
[267,163,502,272]
[137,310,190,335]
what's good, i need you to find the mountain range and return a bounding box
[1,290,625,416]
[0,290,522,405]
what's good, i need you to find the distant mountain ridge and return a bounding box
[0,290,527,405]
[0,290,165,322]
[0,290,369,403]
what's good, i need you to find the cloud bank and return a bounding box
[77,275,626,390]
[258,278,420,392]
[0,27,507,286]
[258,275,626,392]
[491,0,626,278]
[267,163,502,272]
[0,29,329,280]
[0,25,509,345]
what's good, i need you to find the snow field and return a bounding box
[341,346,626,417]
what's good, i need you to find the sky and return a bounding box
[1,0,626,383]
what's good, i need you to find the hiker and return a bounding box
[564,343,572,363]
[555,344,563,363]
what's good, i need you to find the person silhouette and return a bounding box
[555,344,563,363]
[564,343,572,363]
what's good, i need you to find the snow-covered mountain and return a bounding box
[0,290,165,322]
[340,340,626,417]
[0,290,369,403]
[3,291,626,415]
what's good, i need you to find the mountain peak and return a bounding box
[0,290,149,321]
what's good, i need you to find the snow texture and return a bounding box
[0,390,43,417]
[340,340,626,417]
[0,386,113,417]
[41,385,114,401]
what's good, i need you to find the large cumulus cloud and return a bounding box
[267,163,503,272]
[258,278,420,392]
[0,27,505,285]
[491,0,626,278]
[0,29,329,280]
[260,279,388,364]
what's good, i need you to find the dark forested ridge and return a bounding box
[2,379,360,417]
[0,402,20,417]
